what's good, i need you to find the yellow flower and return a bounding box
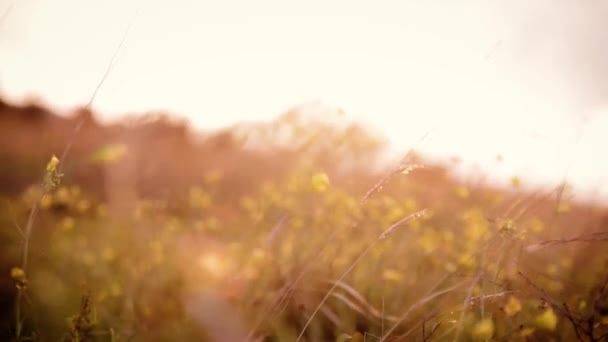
[76,199,91,213]
[455,185,470,199]
[472,284,482,296]
[252,248,266,261]
[528,218,545,233]
[96,204,108,218]
[89,143,128,163]
[497,218,516,235]
[504,296,522,316]
[520,327,535,337]
[471,318,495,340]
[10,267,26,282]
[578,300,587,311]
[70,185,81,197]
[60,216,75,231]
[444,262,457,272]
[46,155,60,173]
[382,269,403,283]
[547,264,559,276]
[560,257,573,269]
[189,187,212,208]
[204,169,223,184]
[101,247,115,262]
[109,282,122,297]
[311,172,330,192]
[44,155,63,190]
[556,202,571,214]
[403,198,417,211]
[535,308,558,331]
[511,176,521,188]
[39,194,53,209]
[55,187,70,204]
[204,217,220,231]
[416,234,437,254]
[458,253,476,271]
[350,332,364,342]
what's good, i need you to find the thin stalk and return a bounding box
[296,241,377,342]
[12,9,137,339]
[296,209,426,341]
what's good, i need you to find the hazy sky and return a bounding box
[1,0,607,200]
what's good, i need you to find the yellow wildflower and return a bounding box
[535,308,558,331]
[504,296,522,316]
[471,318,495,340]
[382,269,403,283]
[46,155,60,173]
[311,172,330,192]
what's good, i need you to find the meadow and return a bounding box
[1,98,607,341]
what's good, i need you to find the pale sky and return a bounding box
[1,0,607,201]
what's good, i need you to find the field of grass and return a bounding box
[1,99,607,341]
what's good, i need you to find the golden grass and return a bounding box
[1,100,607,341]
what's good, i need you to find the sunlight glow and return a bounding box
[1,0,606,199]
[198,253,227,278]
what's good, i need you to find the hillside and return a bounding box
[0,97,607,341]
